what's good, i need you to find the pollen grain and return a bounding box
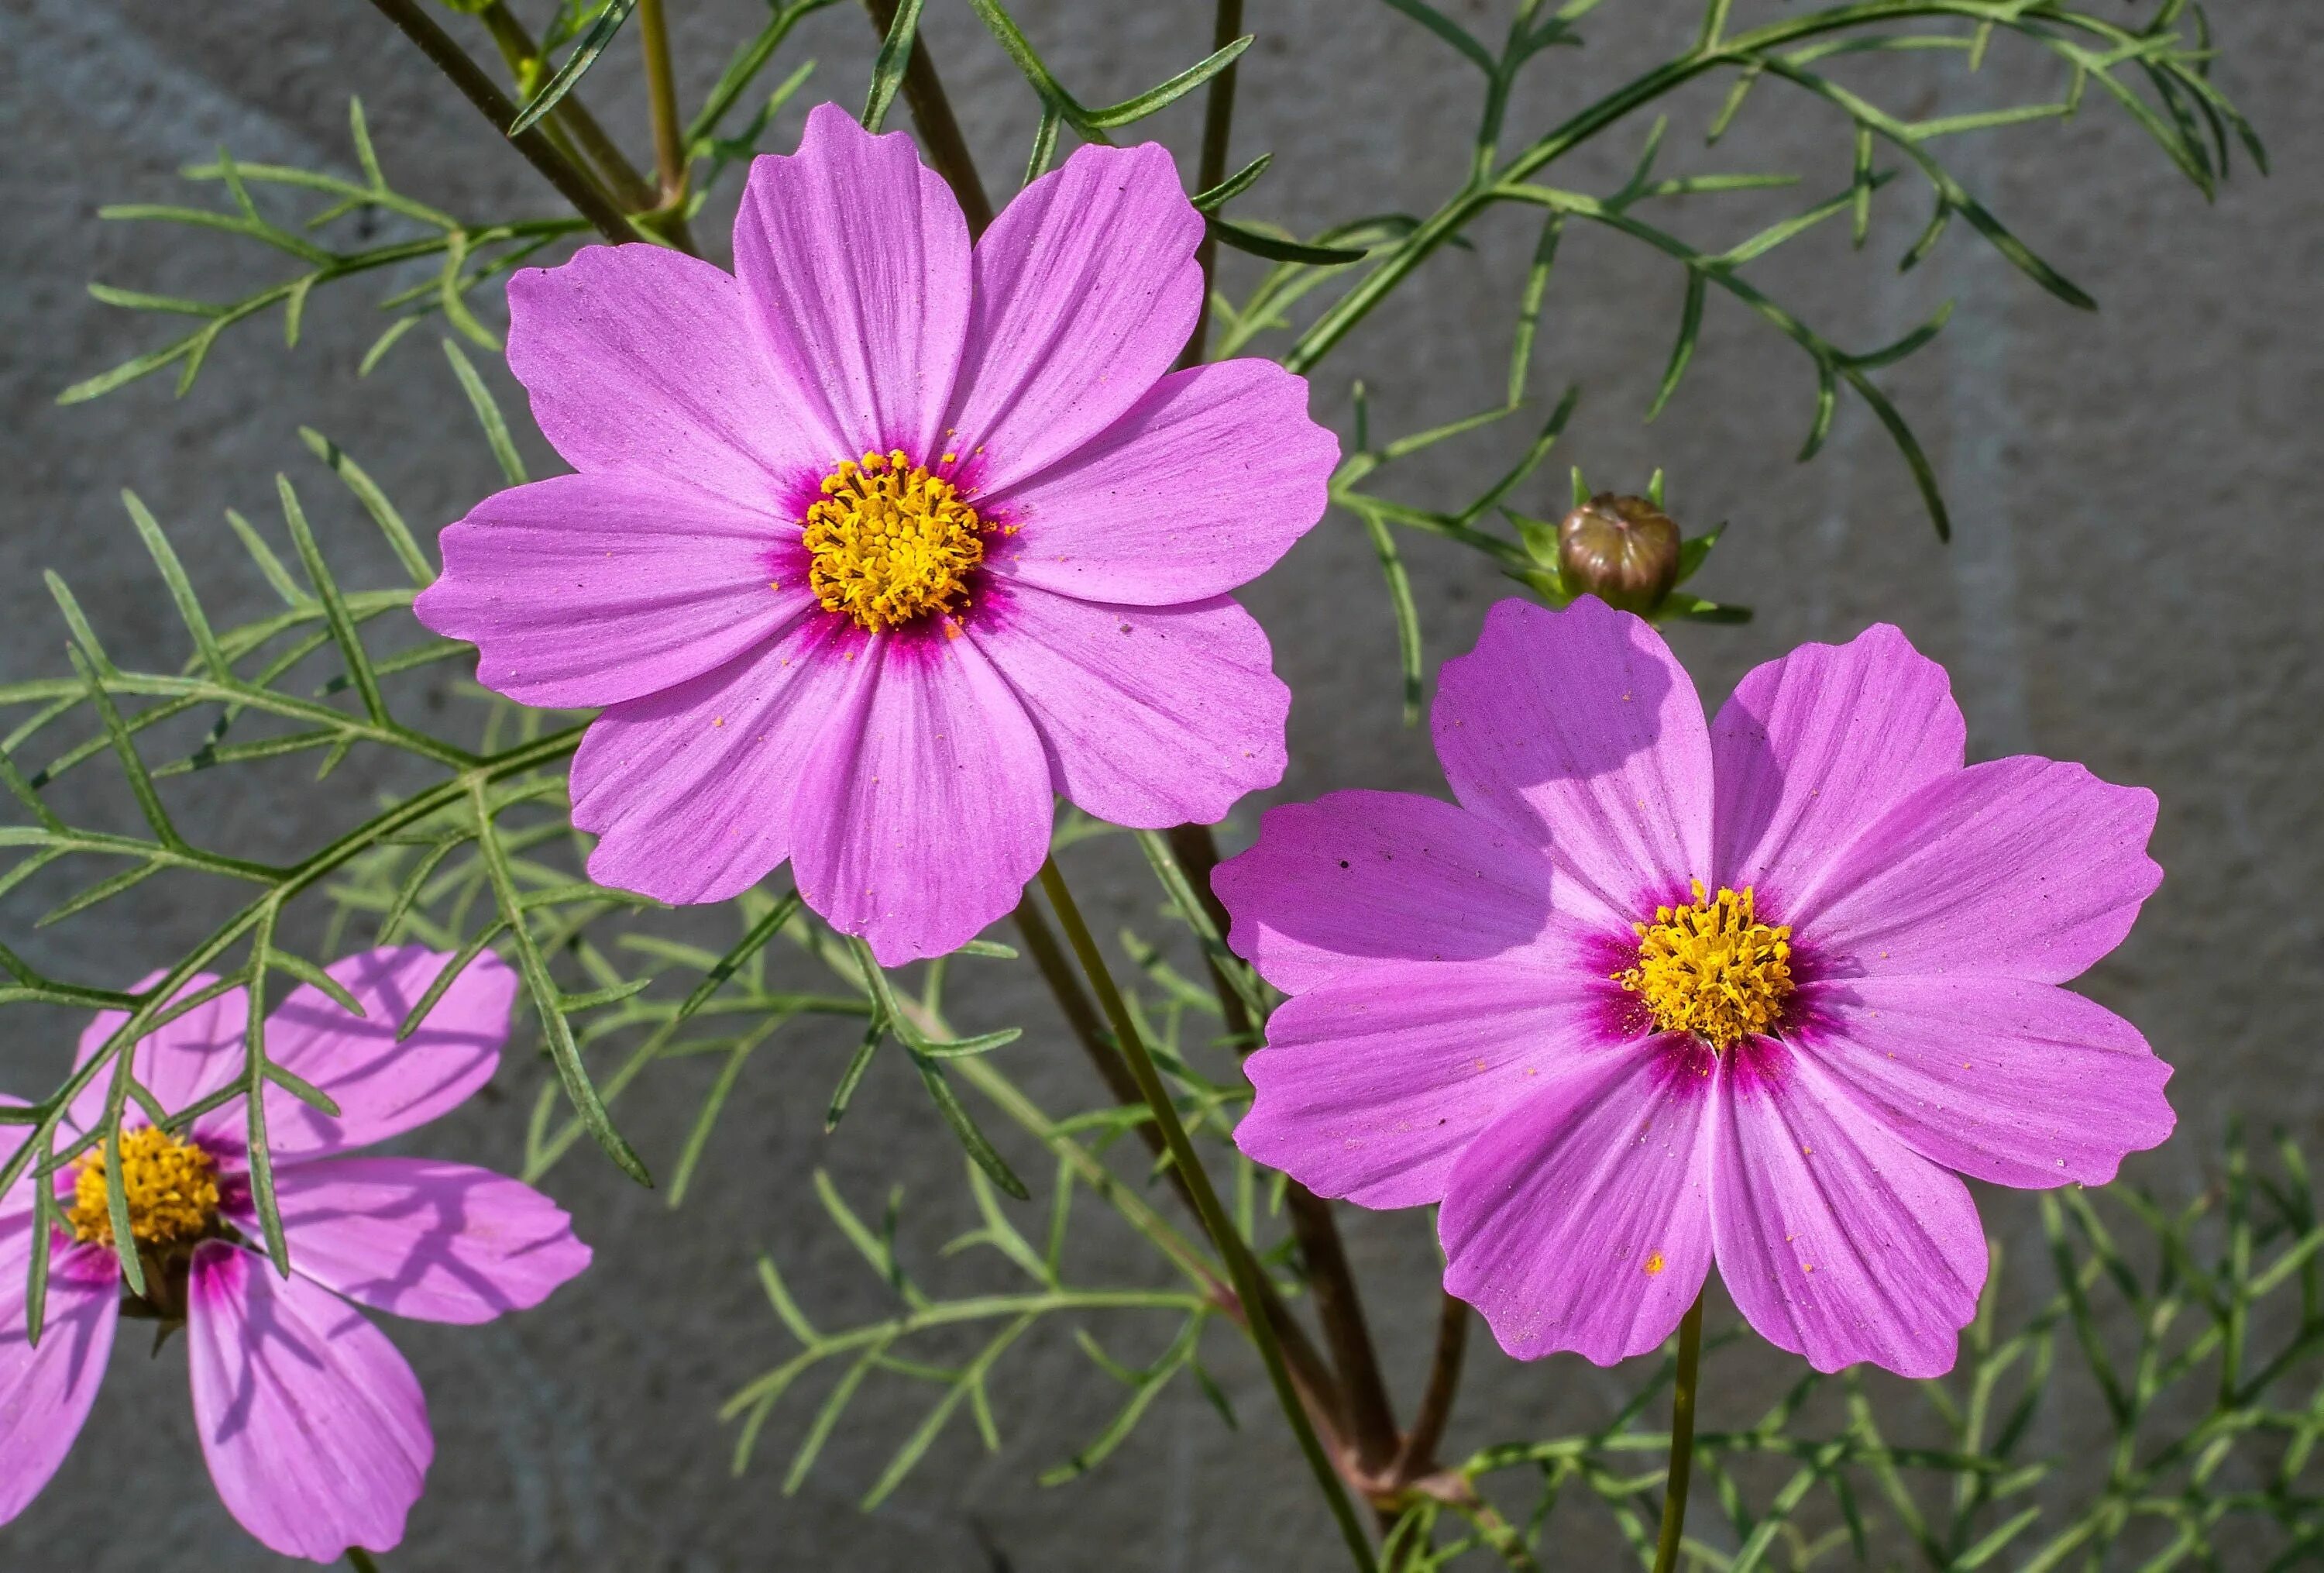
[1618,879,1794,1048]
[803,451,992,632]
[67,1125,222,1249]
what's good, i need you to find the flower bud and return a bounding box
[1556,494,1682,614]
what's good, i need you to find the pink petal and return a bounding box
[1213,790,1616,996]
[1797,976,2174,1189]
[1711,1041,1986,1378]
[235,1158,590,1327]
[969,583,1286,830]
[222,948,513,1161]
[67,972,248,1136]
[789,632,1053,965]
[1439,1037,1719,1365]
[187,1242,431,1562]
[503,243,827,511]
[1710,624,1964,908]
[415,472,816,709]
[1786,757,2161,984]
[1239,962,1627,1210]
[1434,598,1711,921]
[945,143,1202,494]
[982,362,1336,605]
[573,613,865,905]
[734,102,970,462]
[0,1223,118,1529]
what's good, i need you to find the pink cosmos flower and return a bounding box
[415,103,1338,965]
[0,947,590,1561]
[1217,597,2173,1377]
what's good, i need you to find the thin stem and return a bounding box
[1164,824,1403,1476]
[1037,857,1377,1572]
[346,1550,382,1573]
[361,0,637,244]
[1652,1289,1707,1573]
[1291,1183,1401,1475]
[636,0,688,206]
[1393,1292,1470,1478]
[1287,1,2068,376]
[1177,0,1245,367]
[475,0,660,213]
[1160,822,1256,1042]
[1010,895,1354,1461]
[633,0,700,252]
[1012,895,1123,1100]
[861,0,994,235]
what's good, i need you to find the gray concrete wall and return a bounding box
[1,0,2317,1567]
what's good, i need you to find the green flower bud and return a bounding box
[1556,494,1682,614]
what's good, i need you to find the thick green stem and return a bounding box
[476,0,660,214]
[1010,896,1356,1465]
[361,0,636,244]
[1392,1292,1470,1478]
[861,0,994,235]
[1163,821,1402,1473]
[634,0,700,253]
[1037,858,1377,1571]
[1177,0,1244,367]
[1652,1290,1707,1573]
[637,0,687,202]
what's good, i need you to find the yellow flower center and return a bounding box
[68,1125,222,1249]
[1616,879,1794,1048]
[803,450,992,632]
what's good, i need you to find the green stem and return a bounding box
[361,0,636,244]
[1177,0,1244,367]
[1157,822,1400,1473]
[1287,0,2125,376]
[1392,1292,1470,1478]
[346,1547,382,1571]
[861,0,993,234]
[1037,857,1377,1571]
[634,0,700,253]
[1652,1289,1707,1573]
[475,0,661,214]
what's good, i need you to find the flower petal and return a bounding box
[67,972,247,1135]
[1710,624,1964,908]
[1711,1040,1986,1378]
[225,948,513,1161]
[1439,1037,1719,1365]
[1213,790,1613,996]
[789,632,1052,965]
[0,1224,118,1529]
[1434,598,1712,920]
[188,1242,431,1562]
[236,1158,590,1327]
[1797,976,2174,1189]
[1786,756,2161,984]
[734,102,970,462]
[416,472,816,709]
[945,143,1203,494]
[1239,962,1627,1210]
[503,243,826,510]
[574,613,866,905]
[982,362,1336,604]
[969,583,1285,830]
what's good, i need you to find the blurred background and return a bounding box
[2,0,2317,1566]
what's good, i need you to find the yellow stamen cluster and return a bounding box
[68,1125,222,1249]
[1617,879,1794,1048]
[803,450,990,632]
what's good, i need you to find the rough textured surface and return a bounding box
[1,0,2317,1567]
